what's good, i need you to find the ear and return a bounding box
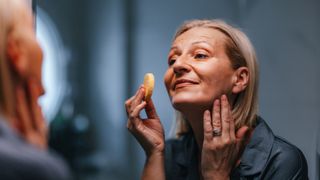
[6,33,28,78]
[232,67,249,94]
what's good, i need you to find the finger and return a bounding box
[212,99,221,137]
[221,94,231,139]
[235,126,249,158]
[125,96,135,108]
[127,85,143,103]
[126,116,135,131]
[128,101,147,129]
[229,104,235,140]
[125,96,136,116]
[16,85,32,134]
[203,110,213,141]
[125,86,144,116]
[131,86,145,109]
[28,80,47,134]
[131,101,147,119]
[145,98,159,119]
[236,126,249,140]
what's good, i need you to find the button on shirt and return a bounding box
[165,117,308,180]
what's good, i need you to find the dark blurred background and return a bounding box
[33,0,319,179]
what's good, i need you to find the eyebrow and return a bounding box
[169,46,179,52]
[171,41,210,48]
[191,41,214,48]
[169,40,214,52]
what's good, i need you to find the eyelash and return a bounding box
[194,53,208,59]
[168,52,209,66]
[168,59,176,66]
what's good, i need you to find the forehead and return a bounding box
[172,27,227,47]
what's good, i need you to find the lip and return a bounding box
[173,79,198,90]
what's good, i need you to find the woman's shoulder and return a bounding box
[263,134,309,179]
[0,138,72,180]
[247,117,308,179]
[255,124,308,180]
[255,117,307,164]
[0,118,72,180]
[272,135,308,168]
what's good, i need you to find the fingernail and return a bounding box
[215,99,220,105]
[204,110,210,119]
[221,94,226,101]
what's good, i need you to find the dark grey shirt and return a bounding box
[0,117,72,180]
[165,117,308,180]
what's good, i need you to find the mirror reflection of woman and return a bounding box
[0,0,71,179]
[125,19,308,179]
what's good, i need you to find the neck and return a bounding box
[178,94,237,151]
[181,106,209,151]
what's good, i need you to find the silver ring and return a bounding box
[212,129,222,137]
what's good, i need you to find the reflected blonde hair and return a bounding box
[0,0,28,120]
[173,19,259,137]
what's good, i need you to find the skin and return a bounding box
[5,1,47,149]
[125,27,250,179]
[165,27,235,112]
[125,86,165,180]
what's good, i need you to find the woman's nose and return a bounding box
[173,58,191,75]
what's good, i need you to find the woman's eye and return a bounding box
[168,59,176,66]
[195,53,208,59]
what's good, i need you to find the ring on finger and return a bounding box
[212,128,222,137]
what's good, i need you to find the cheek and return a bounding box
[199,69,234,98]
[163,69,173,92]
[205,74,234,96]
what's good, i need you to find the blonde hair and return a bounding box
[173,19,259,137]
[0,0,29,121]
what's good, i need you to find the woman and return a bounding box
[0,0,71,179]
[125,19,308,179]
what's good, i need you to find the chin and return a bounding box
[171,95,211,112]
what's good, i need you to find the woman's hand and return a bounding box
[201,95,249,180]
[126,86,166,180]
[125,85,165,157]
[13,79,48,149]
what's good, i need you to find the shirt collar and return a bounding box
[236,117,275,176]
[172,117,275,177]
[175,132,198,167]
[174,132,201,179]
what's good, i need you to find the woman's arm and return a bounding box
[125,86,165,180]
[142,152,165,180]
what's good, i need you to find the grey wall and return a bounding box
[38,0,319,179]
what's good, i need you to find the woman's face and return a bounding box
[164,27,235,111]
